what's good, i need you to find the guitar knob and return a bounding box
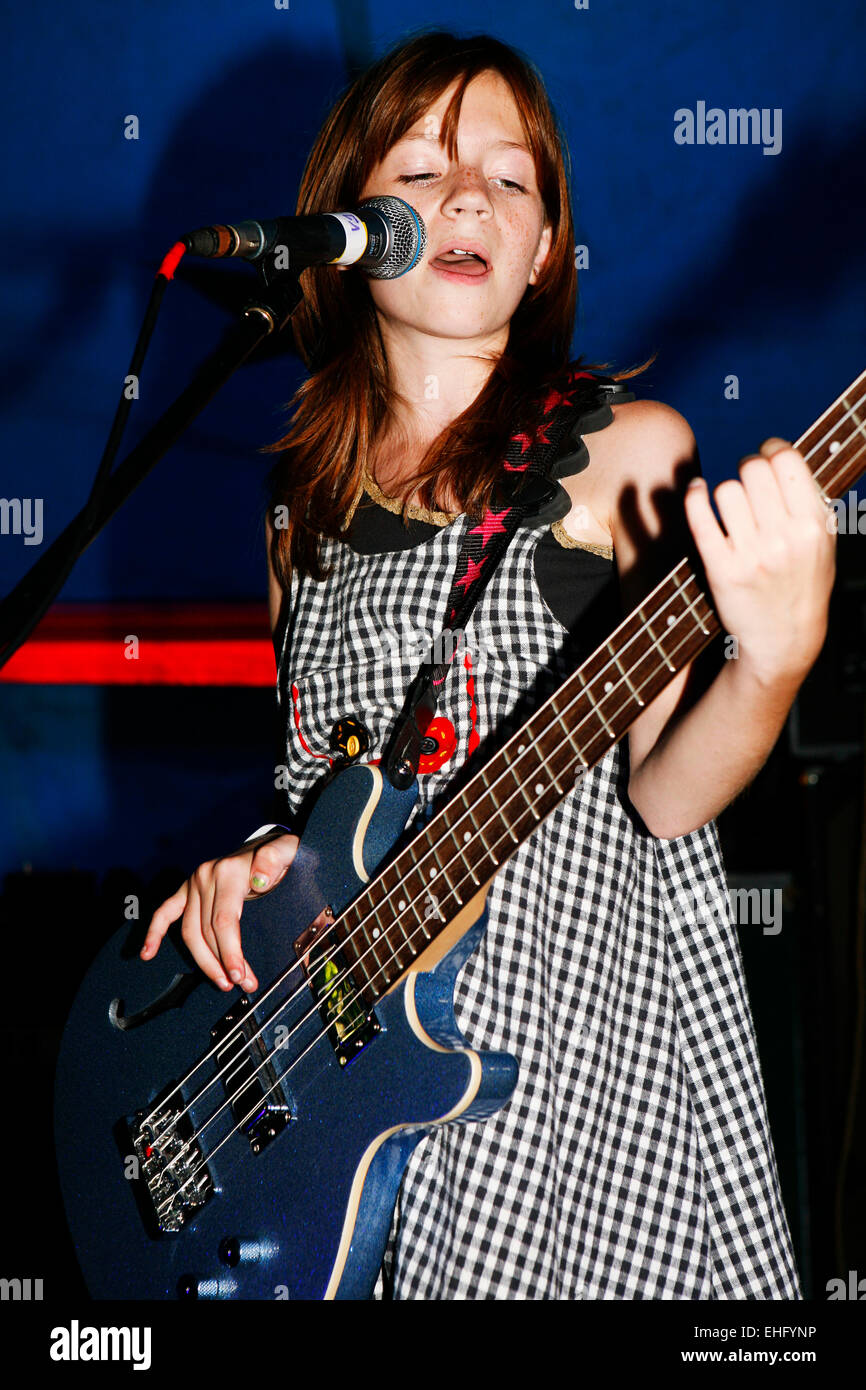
[218,1236,266,1267]
[329,716,370,765]
[177,1274,238,1299]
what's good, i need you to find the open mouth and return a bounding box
[429,247,491,279]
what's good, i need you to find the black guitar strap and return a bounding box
[382,369,631,789]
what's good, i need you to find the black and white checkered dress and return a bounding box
[274,450,801,1301]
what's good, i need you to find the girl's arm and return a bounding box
[599,400,836,840]
[265,512,283,636]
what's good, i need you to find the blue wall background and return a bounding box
[1,0,865,881]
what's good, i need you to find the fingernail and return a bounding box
[229,968,242,983]
[218,976,231,990]
[251,873,269,891]
[687,477,704,489]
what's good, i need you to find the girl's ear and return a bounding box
[528,222,553,285]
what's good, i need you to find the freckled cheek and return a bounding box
[501,246,537,284]
[503,215,540,274]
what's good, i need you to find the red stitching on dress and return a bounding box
[464,648,479,756]
[291,639,482,774]
[291,680,330,760]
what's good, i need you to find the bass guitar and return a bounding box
[54,369,866,1298]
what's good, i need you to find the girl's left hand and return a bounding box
[683,438,837,686]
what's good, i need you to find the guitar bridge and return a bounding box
[128,1100,214,1236]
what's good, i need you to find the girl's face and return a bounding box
[357,69,553,348]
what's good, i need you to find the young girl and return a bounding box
[141,30,835,1298]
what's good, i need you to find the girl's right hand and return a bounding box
[140,832,300,992]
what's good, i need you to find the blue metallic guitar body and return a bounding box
[54,762,517,1300]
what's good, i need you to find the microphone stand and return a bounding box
[0,257,305,661]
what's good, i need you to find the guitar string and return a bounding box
[140,538,707,1138]
[154,578,709,1212]
[140,380,864,1138]
[146,401,866,1189]
[154,414,866,1212]
[144,388,865,1185]
[156,400,862,1222]
[151,567,710,1207]
[146,399,865,1198]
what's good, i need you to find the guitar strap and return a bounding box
[382,369,631,790]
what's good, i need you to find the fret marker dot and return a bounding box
[429,868,436,879]
[517,745,526,754]
[372,927,380,939]
[535,782,545,796]
[666,615,676,627]
[829,440,841,453]
[463,831,471,842]
[398,899,406,911]
[604,681,613,693]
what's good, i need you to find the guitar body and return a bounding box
[54,762,518,1300]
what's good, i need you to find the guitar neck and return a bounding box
[337,368,866,997]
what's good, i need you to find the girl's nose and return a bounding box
[442,171,492,215]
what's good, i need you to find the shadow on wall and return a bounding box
[2,36,865,412]
[637,119,866,386]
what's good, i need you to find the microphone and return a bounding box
[182,195,426,279]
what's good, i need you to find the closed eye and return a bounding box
[396,173,527,192]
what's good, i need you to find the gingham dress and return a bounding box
[273,452,801,1302]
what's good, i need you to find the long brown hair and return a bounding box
[264,28,653,584]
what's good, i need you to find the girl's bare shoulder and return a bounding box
[560,397,701,546]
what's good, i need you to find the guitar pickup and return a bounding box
[294,911,380,1068]
[210,997,293,1155]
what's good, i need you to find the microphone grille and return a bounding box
[359,196,427,279]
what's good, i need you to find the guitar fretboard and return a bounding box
[335,368,866,998]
